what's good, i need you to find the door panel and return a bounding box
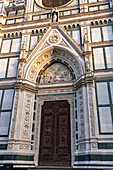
[39,100,71,166]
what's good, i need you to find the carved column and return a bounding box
[8,84,34,153]
[8,86,22,150]
[83,27,92,73]
[86,77,98,150]
[17,31,30,80]
[77,87,88,151]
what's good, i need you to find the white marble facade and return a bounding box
[0,0,113,169]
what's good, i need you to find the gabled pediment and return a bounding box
[26,24,83,62]
[25,24,85,83]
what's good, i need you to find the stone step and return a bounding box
[0,167,101,170]
[28,167,73,170]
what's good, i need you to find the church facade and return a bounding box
[0,0,113,169]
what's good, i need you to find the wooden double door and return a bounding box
[39,100,71,166]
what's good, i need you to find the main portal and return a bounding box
[39,100,71,166]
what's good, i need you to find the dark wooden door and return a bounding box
[39,100,71,166]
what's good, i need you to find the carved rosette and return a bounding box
[79,143,86,150]
[28,49,81,82]
[22,94,33,138]
[19,144,29,150]
[48,34,61,44]
[78,89,85,139]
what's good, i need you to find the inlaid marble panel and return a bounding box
[0,58,8,78]
[11,38,21,52]
[1,40,11,53]
[102,26,113,41]
[99,107,113,133]
[2,89,14,110]
[72,30,80,44]
[96,82,109,105]
[105,46,113,68]
[93,48,105,69]
[7,58,18,77]
[91,27,102,42]
[0,112,11,136]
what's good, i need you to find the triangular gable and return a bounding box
[24,24,85,82]
[26,24,83,63]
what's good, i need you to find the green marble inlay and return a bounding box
[0,144,7,150]
[0,155,34,161]
[98,143,113,149]
[75,155,113,161]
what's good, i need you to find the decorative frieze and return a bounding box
[16,18,24,23]
[6,20,15,24]
[28,48,81,82]
[78,89,85,139]
[33,15,40,21]
[8,143,30,151]
[22,94,33,138]
[87,84,96,137]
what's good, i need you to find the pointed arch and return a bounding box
[24,46,84,83]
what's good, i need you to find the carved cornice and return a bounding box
[73,75,94,90]
[14,82,37,93]
[14,74,94,93]
[83,51,92,56]
[73,77,86,90]
[85,75,93,84]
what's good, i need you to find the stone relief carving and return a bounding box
[18,68,22,79]
[79,143,86,151]
[88,84,95,136]
[28,48,81,82]
[59,39,70,48]
[91,142,97,149]
[41,41,50,50]
[85,57,90,72]
[39,63,72,84]
[19,144,29,150]
[48,34,60,44]
[22,94,32,138]
[8,144,14,150]
[78,89,85,139]
[41,34,61,51]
